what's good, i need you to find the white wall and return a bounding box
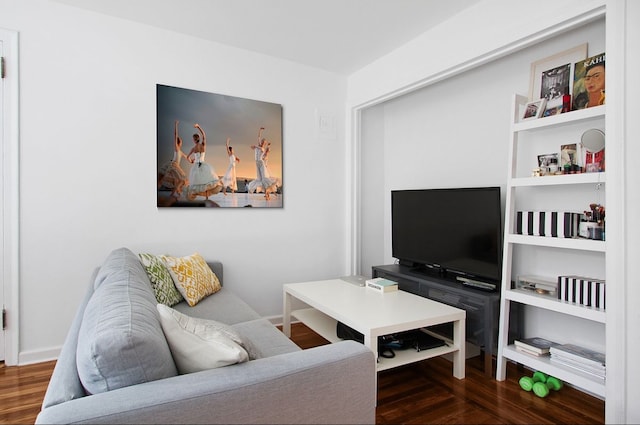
[360,20,605,270]
[0,0,348,363]
[359,104,385,277]
[347,0,605,108]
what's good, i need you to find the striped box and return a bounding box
[557,275,606,309]
[515,211,580,238]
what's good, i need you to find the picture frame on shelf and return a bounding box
[560,143,579,170]
[540,63,571,102]
[542,97,564,117]
[537,152,559,175]
[522,98,546,121]
[528,43,588,101]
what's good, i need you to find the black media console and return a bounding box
[372,264,521,377]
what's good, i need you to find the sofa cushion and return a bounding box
[157,304,249,373]
[76,248,177,394]
[138,253,184,306]
[162,253,221,306]
[172,287,261,325]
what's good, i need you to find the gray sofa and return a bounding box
[36,248,376,424]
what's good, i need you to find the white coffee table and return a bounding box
[283,279,466,379]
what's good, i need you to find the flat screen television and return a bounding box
[391,187,503,288]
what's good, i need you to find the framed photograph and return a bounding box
[528,43,588,101]
[542,97,563,117]
[560,143,579,168]
[156,84,283,208]
[537,153,559,175]
[522,98,546,121]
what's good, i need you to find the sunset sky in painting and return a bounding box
[157,85,283,181]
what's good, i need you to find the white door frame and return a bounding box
[1,28,20,366]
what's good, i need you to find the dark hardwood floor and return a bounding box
[0,323,604,424]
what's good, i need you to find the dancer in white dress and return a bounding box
[260,142,279,196]
[186,123,222,200]
[247,127,278,200]
[157,120,189,198]
[221,137,240,195]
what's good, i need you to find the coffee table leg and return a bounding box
[452,318,466,379]
[364,332,378,400]
[283,291,292,337]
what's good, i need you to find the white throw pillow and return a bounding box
[156,304,249,374]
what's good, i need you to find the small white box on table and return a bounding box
[365,277,398,293]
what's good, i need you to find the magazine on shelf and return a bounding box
[572,52,606,110]
[550,356,606,380]
[549,344,605,367]
[514,337,558,355]
[550,353,606,373]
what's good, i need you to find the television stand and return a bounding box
[372,264,521,377]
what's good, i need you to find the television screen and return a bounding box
[391,187,503,284]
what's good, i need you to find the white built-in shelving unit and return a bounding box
[496,94,606,398]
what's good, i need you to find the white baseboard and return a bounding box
[265,314,286,326]
[18,346,61,366]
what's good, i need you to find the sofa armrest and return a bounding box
[36,341,376,425]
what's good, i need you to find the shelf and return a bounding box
[376,342,458,372]
[510,172,605,187]
[291,308,341,343]
[506,234,606,252]
[502,345,605,398]
[512,105,605,132]
[291,307,460,372]
[497,92,607,399]
[505,289,606,323]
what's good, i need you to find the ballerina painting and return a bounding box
[156,84,283,208]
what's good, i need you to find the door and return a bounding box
[0,28,19,365]
[0,36,6,362]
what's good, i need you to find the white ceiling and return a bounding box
[53,0,481,75]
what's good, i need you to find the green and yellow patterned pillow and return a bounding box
[161,253,221,306]
[138,253,184,306]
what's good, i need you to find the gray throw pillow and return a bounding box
[77,249,177,394]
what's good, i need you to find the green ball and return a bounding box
[519,376,534,391]
[533,381,550,398]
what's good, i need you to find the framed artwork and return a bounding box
[528,43,587,101]
[537,153,559,175]
[542,97,564,117]
[540,63,571,101]
[572,52,606,110]
[522,98,546,121]
[560,143,579,168]
[156,84,283,208]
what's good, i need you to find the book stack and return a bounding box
[557,275,606,309]
[365,277,398,293]
[514,337,558,357]
[550,344,606,380]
